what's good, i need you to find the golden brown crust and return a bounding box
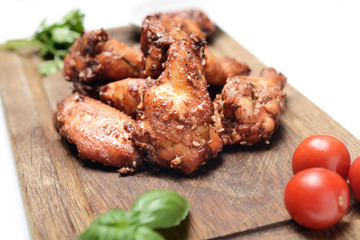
[204,47,251,86]
[166,9,216,37]
[63,29,142,85]
[260,67,287,89]
[54,93,143,170]
[140,10,249,84]
[212,68,286,145]
[99,78,150,118]
[140,13,203,78]
[134,35,222,175]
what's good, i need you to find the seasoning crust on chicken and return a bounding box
[100,78,150,118]
[258,67,287,90]
[134,35,223,175]
[166,9,216,37]
[63,29,142,85]
[204,47,250,86]
[140,10,250,85]
[212,68,286,145]
[54,93,143,173]
[140,12,207,78]
[55,9,287,175]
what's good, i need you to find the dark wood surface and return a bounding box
[1,26,360,240]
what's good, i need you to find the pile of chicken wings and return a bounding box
[54,10,286,175]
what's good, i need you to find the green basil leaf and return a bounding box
[79,225,136,240]
[78,209,136,240]
[134,226,165,240]
[92,209,134,227]
[130,189,190,229]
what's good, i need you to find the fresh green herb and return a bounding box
[79,189,190,240]
[130,189,190,229]
[37,56,64,76]
[0,9,84,76]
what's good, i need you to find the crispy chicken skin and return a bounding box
[140,10,250,85]
[140,12,206,78]
[204,47,250,86]
[100,78,150,118]
[259,67,287,89]
[71,82,101,99]
[134,35,222,175]
[167,9,216,36]
[54,93,143,172]
[63,29,142,85]
[54,10,287,175]
[212,68,286,145]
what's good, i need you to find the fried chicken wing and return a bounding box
[99,78,151,118]
[63,29,142,86]
[140,10,250,85]
[71,82,101,99]
[259,67,287,89]
[54,93,143,172]
[134,35,222,175]
[212,68,286,145]
[140,12,205,78]
[204,47,250,86]
[166,9,216,37]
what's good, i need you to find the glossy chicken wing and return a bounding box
[259,67,287,89]
[134,35,222,175]
[166,9,216,37]
[63,29,142,85]
[204,47,250,86]
[100,78,151,118]
[140,10,249,85]
[54,93,143,173]
[212,68,286,145]
[140,12,205,78]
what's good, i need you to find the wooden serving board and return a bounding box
[1,26,360,240]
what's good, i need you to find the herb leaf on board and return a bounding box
[130,189,190,229]
[0,9,84,76]
[78,189,189,240]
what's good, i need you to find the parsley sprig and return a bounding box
[79,189,190,240]
[0,9,84,76]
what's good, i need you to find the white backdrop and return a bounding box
[1,0,359,238]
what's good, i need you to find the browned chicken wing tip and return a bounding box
[54,93,143,172]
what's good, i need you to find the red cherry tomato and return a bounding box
[349,157,360,202]
[284,168,350,230]
[292,135,351,179]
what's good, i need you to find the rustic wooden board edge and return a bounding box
[214,203,360,240]
[0,51,96,239]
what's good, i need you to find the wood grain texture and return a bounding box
[0,26,360,239]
